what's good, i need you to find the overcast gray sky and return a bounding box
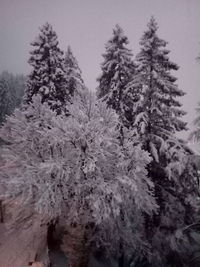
[0,0,200,139]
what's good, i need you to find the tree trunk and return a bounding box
[118,240,124,267]
[118,253,124,267]
[61,223,91,267]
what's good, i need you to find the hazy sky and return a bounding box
[0,0,200,138]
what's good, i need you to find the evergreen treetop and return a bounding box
[132,17,187,160]
[64,45,85,98]
[25,22,68,114]
[127,18,200,266]
[97,24,136,126]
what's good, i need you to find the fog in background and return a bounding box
[0,0,200,139]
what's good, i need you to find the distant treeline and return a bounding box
[0,71,26,125]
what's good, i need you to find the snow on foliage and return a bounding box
[189,102,200,143]
[97,24,136,127]
[64,46,86,98]
[121,17,200,266]
[24,23,68,114]
[131,16,187,162]
[0,71,25,125]
[0,92,156,240]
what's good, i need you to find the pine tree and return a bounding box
[97,24,136,127]
[64,46,85,98]
[128,17,200,266]
[24,22,68,114]
[132,16,187,161]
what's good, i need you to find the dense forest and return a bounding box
[0,17,200,267]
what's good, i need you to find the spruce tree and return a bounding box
[64,46,85,98]
[25,22,68,114]
[131,16,187,159]
[128,17,200,266]
[97,25,147,266]
[97,24,136,127]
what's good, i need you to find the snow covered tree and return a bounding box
[24,22,68,114]
[127,17,200,266]
[97,24,136,127]
[131,18,196,201]
[0,72,13,124]
[0,91,157,267]
[132,16,187,159]
[190,52,200,142]
[189,103,200,142]
[64,46,85,98]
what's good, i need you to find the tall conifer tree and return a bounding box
[132,16,187,160]
[97,25,136,127]
[25,23,68,114]
[127,17,200,266]
[64,46,85,98]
